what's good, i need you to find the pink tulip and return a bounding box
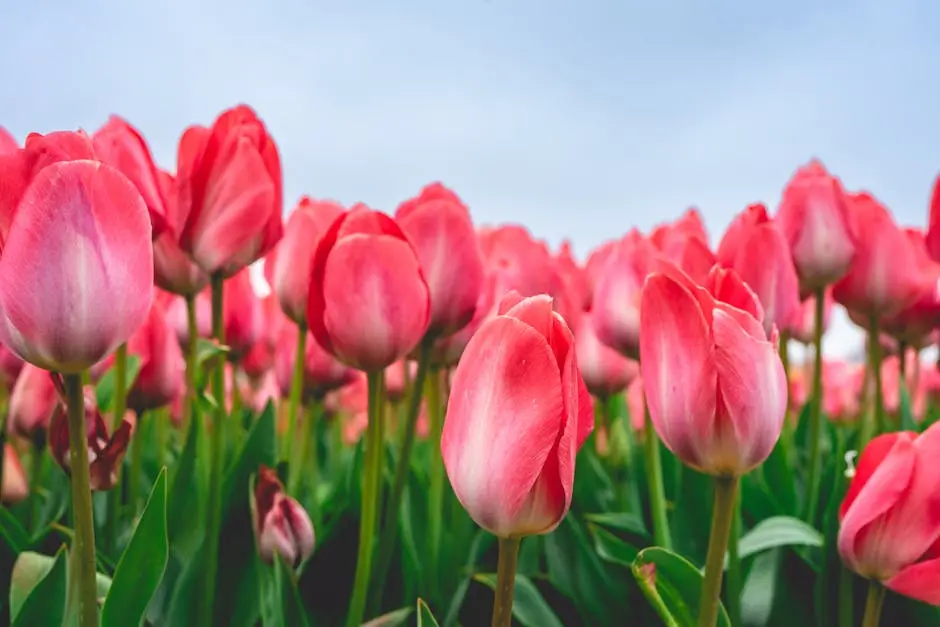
[651,212,715,284]
[838,424,940,604]
[776,159,857,293]
[165,290,212,347]
[639,263,787,476]
[832,193,924,319]
[575,311,639,398]
[271,197,345,325]
[126,300,186,412]
[584,239,618,303]
[178,105,283,277]
[92,115,169,237]
[273,322,357,401]
[242,294,282,380]
[625,378,647,432]
[396,183,485,338]
[880,229,940,347]
[153,168,209,296]
[441,293,594,537]
[7,364,58,441]
[822,360,864,423]
[925,174,940,263]
[253,465,315,566]
[555,241,591,311]
[384,359,417,403]
[307,205,430,372]
[431,272,499,368]
[223,268,263,361]
[650,208,710,249]
[0,128,16,154]
[591,230,658,360]
[0,132,153,372]
[717,204,801,336]
[787,289,834,344]
[1,444,28,505]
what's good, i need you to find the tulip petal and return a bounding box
[712,308,787,474]
[639,273,716,469]
[441,316,564,537]
[732,223,801,336]
[885,557,940,605]
[839,432,909,520]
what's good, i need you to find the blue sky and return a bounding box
[2,0,939,356]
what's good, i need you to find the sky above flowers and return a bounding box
[2,0,939,357]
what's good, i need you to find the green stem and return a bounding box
[345,370,385,627]
[184,293,198,432]
[725,494,742,627]
[861,580,886,627]
[286,323,308,477]
[64,372,99,627]
[114,343,128,432]
[128,412,144,514]
[491,536,520,627]
[155,408,168,472]
[427,368,445,587]
[370,341,433,611]
[29,445,44,532]
[105,343,129,549]
[644,404,672,549]
[779,330,790,381]
[698,475,739,627]
[838,565,855,627]
[861,317,884,448]
[198,272,226,627]
[290,398,321,514]
[805,287,825,524]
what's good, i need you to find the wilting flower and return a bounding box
[252,465,315,567]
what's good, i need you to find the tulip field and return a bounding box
[1,107,940,627]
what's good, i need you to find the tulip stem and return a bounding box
[805,287,825,525]
[491,536,520,627]
[285,322,307,476]
[199,273,226,627]
[861,581,886,627]
[370,340,433,612]
[862,317,884,448]
[345,370,385,627]
[114,343,128,432]
[725,494,742,627]
[64,372,99,627]
[427,367,446,593]
[29,445,44,532]
[184,293,198,431]
[698,475,738,627]
[290,399,321,515]
[779,331,790,381]
[643,404,672,550]
[838,565,855,627]
[128,411,144,514]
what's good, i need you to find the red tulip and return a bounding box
[307,205,430,372]
[242,294,282,379]
[584,239,618,303]
[1,444,28,505]
[223,268,263,361]
[0,132,153,372]
[252,465,315,566]
[273,322,357,401]
[92,115,169,237]
[7,364,57,441]
[787,289,833,344]
[153,169,209,296]
[48,382,133,491]
[126,300,185,412]
[441,293,594,537]
[270,197,345,325]
[639,263,787,476]
[776,159,857,292]
[555,241,591,312]
[717,204,801,336]
[832,193,924,319]
[591,230,658,360]
[396,183,485,338]
[575,311,639,398]
[880,229,940,347]
[838,423,940,604]
[0,127,17,154]
[179,105,283,277]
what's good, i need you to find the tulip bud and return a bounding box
[126,300,186,413]
[7,364,57,442]
[879,229,940,347]
[441,293,594,538]
[1,444,28,505]
[252,465,315,567]
[307,205,430,372]
[838,424,940,605]
[639,263,787,476]
[575,311,639,398]
[48,381,133,491]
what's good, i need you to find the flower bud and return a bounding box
[252,465,315,567]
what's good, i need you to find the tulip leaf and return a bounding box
[584,512,650,539]
[363,606,413,626]
[96,354,142,413]
[166,407,207,558]
[0,507,29,555]
[632,547,732,627]
[590,523,641,567]
[10,546,66,626]
[729,516,823,567]
[222,401,276,517]
[194,339,231,391]
[474,573,564,627]
[416,598,440,627]
[101,467,169,627]
[740,549,781,626]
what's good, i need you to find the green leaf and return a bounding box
[10,547,67,626]
[732,516,823,565]
[0,507,30,554]
[194,339,231,391]
[740,549,780,627]
[632,547,731,627]
[222,401,277,517]
[474,573,564,627]
[590,524,641,567]
[583,512,650,539]
[417,598,440,627]
[101,468,169,627]
[362,606,413,626]
[96,354,142,412]
[442,529,492,627]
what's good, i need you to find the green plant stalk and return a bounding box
[491,536,521,627]
[128,411,145,514]
[838,565,855,627]
[104,342,130,549]
[289,398,321,512]
[804,288,826,524]
[155,407,168,472]
[64,372,99,627]
[345,370,386,627]
[861,317,884,448]
[370,340,433,611]
[184,293,198,432]
[427,367,446,590]
[861,580,886,627]
[725,494,742,627]
[643,405,672,550]
[198,272,227,627]
[286,322,308,480]
[779,330,790,380]
[698,475,739,627]
[29,445,44,532]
